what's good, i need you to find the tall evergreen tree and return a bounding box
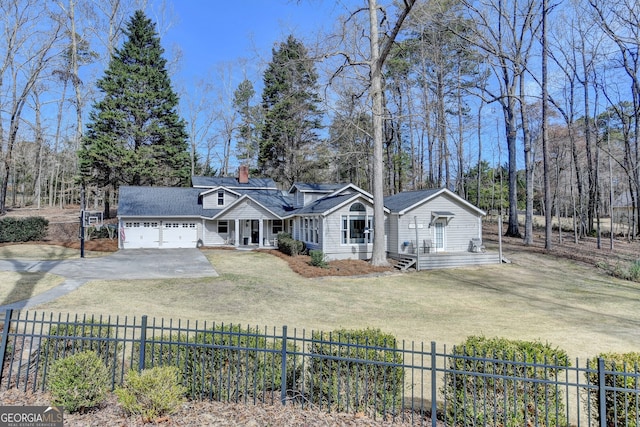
[258,35,323,187]
[233,79,261,170]
[79,10,189,216]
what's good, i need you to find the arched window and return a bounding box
[350,202,366,212]
[341,202,373,244]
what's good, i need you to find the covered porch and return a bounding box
[205,218,283,248]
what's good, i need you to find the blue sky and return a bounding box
[161,0,350,81]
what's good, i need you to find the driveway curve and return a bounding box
[0,249,218,311]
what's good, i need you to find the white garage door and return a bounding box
[161,222,198,248]
[122,221,160,248]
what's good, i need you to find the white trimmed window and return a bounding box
[341,203,373,244]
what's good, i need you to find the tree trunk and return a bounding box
[369,0,388,266]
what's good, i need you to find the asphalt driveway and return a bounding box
[0,249,218,310]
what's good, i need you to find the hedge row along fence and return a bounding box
[1,310,639,426]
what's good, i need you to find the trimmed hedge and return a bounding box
[586,352,640,427]
[133,326,300,402]
[277,232,304,256]
[307,328,404,416]
[38,320,119,379]
[443,336,570,427]
[0,216,48,242]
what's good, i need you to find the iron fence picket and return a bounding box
[2,310,640,426]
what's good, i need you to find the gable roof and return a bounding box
[192,175,278,190]
[288,182,347,194]
[118,186,218,217]
[295,192,389,216]
[231,189,296,218]
[384,188,486,216]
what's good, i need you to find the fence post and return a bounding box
[280,325,288,406]
[0,309,14,386]
[431,341,438,427]
[598,357,607,427]
[138,315,148,372]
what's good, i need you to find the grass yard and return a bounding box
[0,244,111,260]
[18,247,640,362]
[0,272,64,305]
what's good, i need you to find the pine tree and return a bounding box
[233,79,261,169]
[258,35,323,187]
[79,10,189,215]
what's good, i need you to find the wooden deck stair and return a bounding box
[395,257,416,271]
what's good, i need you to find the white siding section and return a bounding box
[202,190,239,209]
[219,199,277,220]
[203,220,234,245]
[390,193,482,257]
[321,200,378,261]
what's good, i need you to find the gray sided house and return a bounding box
[385,188,499,269]
[117,169,499,268]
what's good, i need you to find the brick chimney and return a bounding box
[238,164,249,184]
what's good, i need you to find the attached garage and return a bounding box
[118,186,215,250]
[121,220,160,248]
[121,220,198,249]
[160,221,198,248]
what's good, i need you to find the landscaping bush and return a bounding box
[47,350,109,413]
[0,216,48,242]
[180,324,300,402]
[586,352,640,427]
[38,320,119,381]
[116,366,186,422]
[307,328,404,417]
[132,333,190,370]
[443,336,570,427]
[309,250,327,268]
[277,232,304,256]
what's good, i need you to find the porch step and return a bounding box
[395,257,416,271]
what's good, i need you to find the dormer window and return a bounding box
[217,190,224,206]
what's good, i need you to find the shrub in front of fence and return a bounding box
[586,352,640,427]
[307,328,404,417]
[47,350,110,413]
[116,365,186,422]
[443,336,570,427]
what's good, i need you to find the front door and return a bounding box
[251,220,259,243]
[434,221,445,250]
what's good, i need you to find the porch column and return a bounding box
[258,219,264,247]
[234,219,239,247]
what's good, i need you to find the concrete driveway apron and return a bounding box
[0,249,218,311]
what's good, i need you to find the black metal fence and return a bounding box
[1,309,639,426]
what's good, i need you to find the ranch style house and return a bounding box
[117,166,500,269]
